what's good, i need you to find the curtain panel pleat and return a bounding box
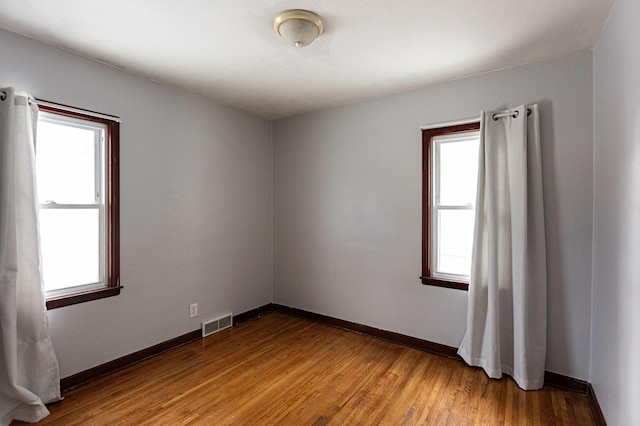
[0,87,60,425]
[458,104,547,390]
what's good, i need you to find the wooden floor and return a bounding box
[20,312,595,425]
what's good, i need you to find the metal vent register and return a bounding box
[201,313,233,338]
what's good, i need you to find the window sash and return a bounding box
[432,133,479,207]
[39,204,107,296]
[431,205,474,281]
[37,112,105,205]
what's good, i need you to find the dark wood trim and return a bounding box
[422,125,431,286]
[272,304,460,359]
[39,104,121,310]
[421,121,479,291]
[60,304,273,391]
[108,120,120,291]
[35,98,121,122]
[46,285,122,310]
[233,303,274,325]
[543,371,589,394]
[587,383,607,426]
[420,276,469,291]
[60,328,201,391]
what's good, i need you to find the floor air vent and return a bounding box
[202,313,233,338]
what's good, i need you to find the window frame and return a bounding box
[37,104,121,309]
[421,121,480,291]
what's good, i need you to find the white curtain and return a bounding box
[0,88,60,425]
[458,104,547,391]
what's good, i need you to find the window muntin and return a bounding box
[36,104,120,308]
[422,122,480,290]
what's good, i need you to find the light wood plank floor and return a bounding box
[19,312,595,425]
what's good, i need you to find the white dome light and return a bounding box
[273,9,324,48]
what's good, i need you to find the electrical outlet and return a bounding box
[189,303,198,318]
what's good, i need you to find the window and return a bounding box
[422,122,480,290]
[36,103,120,309]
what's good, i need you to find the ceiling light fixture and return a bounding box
[273,9,323,48]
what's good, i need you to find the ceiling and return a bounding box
[0,0,614,120]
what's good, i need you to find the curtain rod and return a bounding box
[421,107,533,130]
[491,108,532,121]
[33,98,122,123]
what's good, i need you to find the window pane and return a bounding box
[436,209,475,276]
[438,139,479,206]
[39,209,101,291]
[36,120,98,204]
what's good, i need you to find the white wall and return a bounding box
[0,29,273,378]
[0,24,602,386]
[592,0,640,423]
[273,51,594,380]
